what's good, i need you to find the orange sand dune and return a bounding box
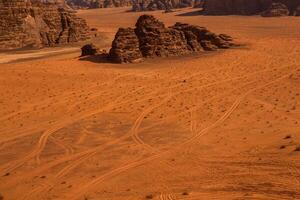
[0,7,300,200]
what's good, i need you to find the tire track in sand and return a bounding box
[21,67,290,198]
[0,84,150,175]
[64,71,294,200]
[17,67,296,198]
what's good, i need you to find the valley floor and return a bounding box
[0,7,300,200]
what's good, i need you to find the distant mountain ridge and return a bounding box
[66,0,196,10]
[201,0,300,16]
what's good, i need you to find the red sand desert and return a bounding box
[0,7,300,200]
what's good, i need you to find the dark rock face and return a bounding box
[131,0,193,11]
[193,0,204,8]
[108,15,236,63]
[66,0,132,9]
[108,28,142,63]
[0,0,90,50]
[295,6,300,16]
[81,43,99,56]
[275,0,300,15]
[202,0,272,15]
[202,0,300,16]
[261,2,289,16]
[135,15,190,57]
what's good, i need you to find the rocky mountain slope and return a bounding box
[0,0,90,50]
[202,0,300,16]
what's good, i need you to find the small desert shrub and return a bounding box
[280,145,286,149]
[284,135,292,139]
[145,194,153,199]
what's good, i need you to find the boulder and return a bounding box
[81,44,100,56]
[108,15,236,63]
[261,2,289,16]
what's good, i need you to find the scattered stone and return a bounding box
[261,3,290,17]
[0,193,3,200]
[108,15,236,63]
[182,191,189,195]
[295,146,300,151]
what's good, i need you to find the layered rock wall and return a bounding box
[0,0,90,50]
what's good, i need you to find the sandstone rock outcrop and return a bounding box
[108,28,142,63]
[0,0,90,50]
[66,0,132,9]
[261,2,289,17]
[108,15,236,63]
[131,0,193,11]
[201,0,300,16]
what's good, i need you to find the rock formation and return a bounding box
[66,0,132,9]
[131,0,193,11]
[202,0,272,15]
[0,0,90,50]
[201,0,300,16]
[108,28,142,63]
[108,15,235,63]
[261,2,289,17]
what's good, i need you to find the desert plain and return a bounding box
[0,7,300,200]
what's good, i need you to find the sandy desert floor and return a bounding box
[0,7,300,200]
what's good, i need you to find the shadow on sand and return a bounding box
[79,55,112,64]
[176,9,204,16]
